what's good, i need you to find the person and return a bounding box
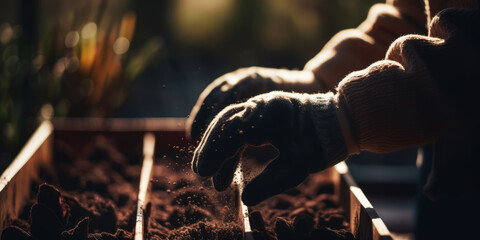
[186,0,480,239]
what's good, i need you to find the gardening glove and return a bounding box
[186,67,322,141]
[191,91,348,206]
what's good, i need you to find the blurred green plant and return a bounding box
[0,0,163,158]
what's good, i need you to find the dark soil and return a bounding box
[2,135,355,240]
[145,160,242,240]
[1,135,141,240]
[248,171,356,240]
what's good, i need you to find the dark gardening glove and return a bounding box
[186,67,322,141]
[192,91,348,206]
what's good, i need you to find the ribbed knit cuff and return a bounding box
[307,93,348,170]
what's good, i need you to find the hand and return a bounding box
[191,91,348,206]
[186,67,321,141]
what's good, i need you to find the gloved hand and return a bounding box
[192,91,348,206]
[186,67,322,141]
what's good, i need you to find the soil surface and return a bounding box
[1,135,141,240]
[146,159,242,240]
[248,171,356,240]
[2,136,356,240]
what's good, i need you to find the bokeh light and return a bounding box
[65,31,80,48]
[81,22,97,39]
[113,37,130,55]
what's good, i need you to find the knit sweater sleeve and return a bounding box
[337,8,480,153]
[304,1,426,91]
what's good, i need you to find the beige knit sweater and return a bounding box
[307,0,479,200]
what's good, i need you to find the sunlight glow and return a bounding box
[334,161,348,174]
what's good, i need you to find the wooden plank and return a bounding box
[53,118,188,156]
[333,161,393,240]
[0,121,53,231]
[134,133,155,240]
[53,117,185,132]
[335,161,352,220]
[347,172,393,240]
[234,163,255,240]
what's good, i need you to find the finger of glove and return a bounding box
[193,102,268,176]
[187,81,227,140]
[241,154,307,206]
[188,70,273,140]
[212,151,241,191]
[192,103,245,175]
[190,76,258,140]
[200,90,239,137]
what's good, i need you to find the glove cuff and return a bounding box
[308,92,348,170]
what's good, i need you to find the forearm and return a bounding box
[336,8,480,153]
[235,67,323,93]
[305,1,426,92]
[337,58,445,153]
